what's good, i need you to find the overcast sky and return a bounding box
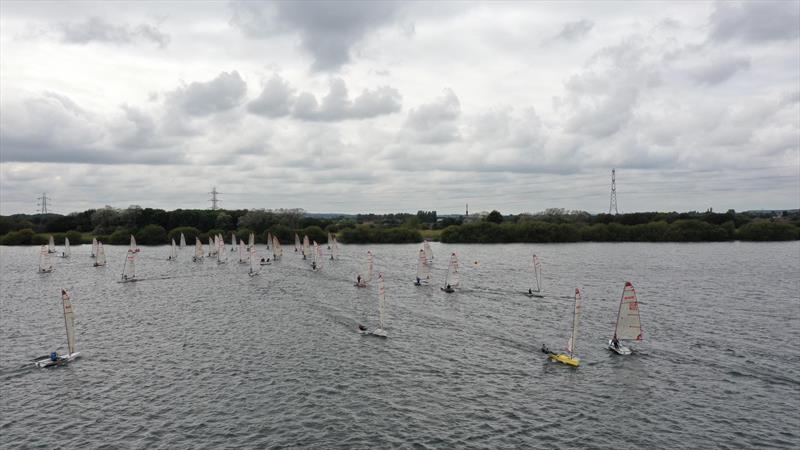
[1,1,798,215]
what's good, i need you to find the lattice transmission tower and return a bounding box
[209,186,222,210]
[609,169,619,215]
[37,193,51,214]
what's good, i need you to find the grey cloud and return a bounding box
[689,56,751,85]
[230,1,401,71]
[247,75,294,117]
[114,105,159,149]
[0,93,179,165]
[710,1,800,43]
[250,76,401,121]
[551,19,594,42]
[56,17,170,48]
[403,88,461,143]
[167,71,247,117]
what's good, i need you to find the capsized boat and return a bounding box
[525,254,543,297]
[543,288,583,367]
[34,289,80,368]
[608,282,643,355]
[440,252,459,293]
[38,244,54,273]
[361,273,388,338]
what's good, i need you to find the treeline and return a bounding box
[0,206,424,245]
[1,206,797,245]
[441,209,800,243]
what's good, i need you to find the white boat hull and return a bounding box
[608,340,632,355]
[34,352,80,368]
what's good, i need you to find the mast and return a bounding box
[378,273,386,329]
[366,251,373,283]
[532,254,542,292]
[96,242,106,266]
[61,289,76,355]
[567,288,582,357]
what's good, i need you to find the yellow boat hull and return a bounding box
[548,353,580,367]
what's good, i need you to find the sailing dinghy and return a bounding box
[94,242,106,267]
[608,282,643,355]
[180,233,186,249]
[423,240,433,263]
[415,249,432,285]
[248,245,259,276]
[48,235,56,253]
[91,237,98,258]
[272,236,282,261]
[441,252,459,293]
[355,251,373,287]
[330,237,339,260]
[59,237,70,258]
[34,289,80,368]
[543,288,583,367]
[302,235,310,260]
[120,248,139,282]
[238,239,248,264]
[294,233,301,252]
[38,245,54,273]
[192,238,204,262]
[525,254,544,297]
[168,238,178,261]
[361,273,388,338]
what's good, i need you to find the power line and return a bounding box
[36,192,51,214]
[609,169,619,215]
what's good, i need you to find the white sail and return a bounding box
[423,240,433,263]
[91,237,98,258]
[95,242,106,266]
[130,235,137,250]
[444,252,460,288]
[180,233,186,248]
[62,237,71,257]
[614,282,644,341]
[417,249,431,282]
[566,288,583,356]
[366,250,373,283]
[273,236,282,259]
[302,235,310,258]
[248,232,255,250]
[331,237,339,260]
[294,233,301,252]
[249,244,259,275]
[327,232,333,249]
[122,249,136,280]
[208,236,215,256]
[48,235,55,253]
[169,238,178,260]
[39,245,53,272]
[239,239,247,263]
[231,232,237,250]
[194,237,204,261]
[62,289,76,355]
[378,273,387,330]
[313,242,323,270]
[532,254,542,293]
[217,235,227,263]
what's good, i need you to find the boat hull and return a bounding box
[525,292,544,298]
[608,340,632,355]
[548,353,580,367]
[34,352,80,368]
[441,287,455,293]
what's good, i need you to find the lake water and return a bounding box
[1,242,798,448]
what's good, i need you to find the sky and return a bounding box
[0,0,798,215]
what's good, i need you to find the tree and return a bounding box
[136,224,168,245]
[486,210,503,224]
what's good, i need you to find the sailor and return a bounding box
[416,277,421,285]
[611,336,620,349]
[528,288,533,295]
[358,324,368,332]
[357,275,362,285]
[312,261,317,270]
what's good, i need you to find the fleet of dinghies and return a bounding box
[30,235,647,368]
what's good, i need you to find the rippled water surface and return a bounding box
[2,242,799,448]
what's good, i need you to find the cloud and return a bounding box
[230,0,401,71]
[0,92,180,165]
[709,1,800,43]
[56,17,170,48]
[247,75,294,117]
[167,71,247,117]
[550,19,594,42]
[688,56,751,85]
[248,76,401,121]
[403,88,461,143]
